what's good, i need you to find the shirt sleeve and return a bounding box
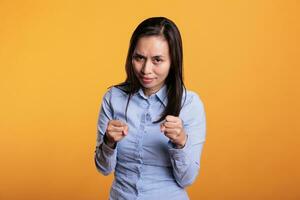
[168,92,206,188]
[94,88,117,176]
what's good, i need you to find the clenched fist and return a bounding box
[104,120,129,148]
[160,115,187,148]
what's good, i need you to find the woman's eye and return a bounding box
[154,58,162,63]
[133,55,144,61]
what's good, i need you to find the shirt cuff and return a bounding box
[100,140,116,157]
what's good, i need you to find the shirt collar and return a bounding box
[137,84,168,107]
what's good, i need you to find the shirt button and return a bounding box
[146,113,151,122]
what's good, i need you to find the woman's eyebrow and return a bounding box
[134,53,146,58]
[134,52,164,58]
[153,55,164,58]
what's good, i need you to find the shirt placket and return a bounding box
[136,97,153,197]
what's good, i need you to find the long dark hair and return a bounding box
[115,16,186,123]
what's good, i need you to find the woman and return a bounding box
[94,17,206,200]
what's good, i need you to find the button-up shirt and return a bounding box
[94,84,206,200]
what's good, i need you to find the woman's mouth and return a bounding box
[141,77,154,84]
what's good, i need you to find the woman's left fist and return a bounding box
[160,115,187,148]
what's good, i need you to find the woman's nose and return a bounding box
[141,59,152,74]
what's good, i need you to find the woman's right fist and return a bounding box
[104,120,129,148]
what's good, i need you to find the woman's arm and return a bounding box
[168,92,206,188]
[94,89,117,176]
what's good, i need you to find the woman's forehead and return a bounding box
[134,36,169,56]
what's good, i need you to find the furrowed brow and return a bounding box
[134,53,146,58]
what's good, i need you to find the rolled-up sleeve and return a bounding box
[168,92,206,188]
[94,89,117,176]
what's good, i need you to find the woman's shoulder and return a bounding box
[102,83,129,101]
[179,88,206,121]
[182,88,205,108]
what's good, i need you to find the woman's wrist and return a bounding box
[174,134,187,149]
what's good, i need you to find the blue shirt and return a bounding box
[94,84,206,200]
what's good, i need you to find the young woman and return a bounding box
[94,17,206,200]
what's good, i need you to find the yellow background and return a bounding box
[0,0,299,199]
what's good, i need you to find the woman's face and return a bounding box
[132,36,171,96]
